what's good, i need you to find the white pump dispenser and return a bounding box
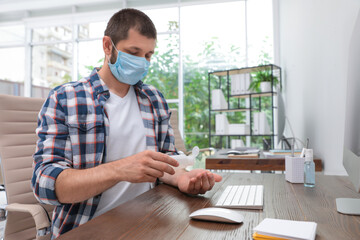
[170,146,199,168]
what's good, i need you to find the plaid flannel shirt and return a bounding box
[32,68,176,239]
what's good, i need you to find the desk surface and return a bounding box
[206,154,323,171]
[58,173,360,240]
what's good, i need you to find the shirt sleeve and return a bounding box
[162,114,177,155]
[156,92,177,155]
[32,89,72,205]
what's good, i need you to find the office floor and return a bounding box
[0,190,6,238]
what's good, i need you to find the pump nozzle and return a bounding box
[190,146,200,158]
[170,146,199,169]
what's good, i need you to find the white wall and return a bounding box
[278,0,360,175]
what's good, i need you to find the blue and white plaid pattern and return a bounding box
[32,68,176,239]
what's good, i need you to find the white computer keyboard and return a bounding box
[215,185,264,209]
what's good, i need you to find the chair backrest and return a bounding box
[169,109,187,154]
[0,94,54,240]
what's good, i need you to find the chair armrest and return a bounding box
[5,203,51,231]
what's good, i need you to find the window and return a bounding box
[0,24,26,96]
[0,25,25,44]
[31,24,75,97]
[0,47,25,96]
[144,33,179,100]
[32,25,73,42]
[247,0,274,66]
[78,22,106,39]
[182,2,247,71]
[78,40,104,78]
[32,43,73,91]
[143,7,179,101]
[181,1,248,148]
[144,7,179,33]
[0,0,275,149]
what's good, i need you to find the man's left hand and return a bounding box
[177,169,222,195]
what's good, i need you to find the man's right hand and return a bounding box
[55,150,178,203]
[111,150,179,183]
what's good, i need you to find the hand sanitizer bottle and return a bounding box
[170,146,199,169]
[304,149,315,187]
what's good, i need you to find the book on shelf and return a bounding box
[253,112,271,135]
[211,89,228,110]
[253,112,259,134]
[231,74,238,95]
[230,73,251,95]
[215,114,229,134]
[242,73,251,94]
[259,112,271,134]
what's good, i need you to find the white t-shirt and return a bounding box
[93,86,150,218]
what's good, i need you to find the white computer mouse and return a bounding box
[189,207,244,223]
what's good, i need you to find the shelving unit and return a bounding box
[208,64,281,149]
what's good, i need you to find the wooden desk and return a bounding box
[206,155,323,171]
[58,173,359,240]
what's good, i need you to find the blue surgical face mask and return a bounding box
[108,40,150,85]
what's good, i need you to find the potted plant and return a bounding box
[248,67,279,93]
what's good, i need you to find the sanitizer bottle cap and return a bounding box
[304,149,313,161]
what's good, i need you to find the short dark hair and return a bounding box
[104,8,157,45]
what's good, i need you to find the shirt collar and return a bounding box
[89,68,109,97]
[135,80,144,90]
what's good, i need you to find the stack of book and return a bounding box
[253,218,317,240]
[269,149,302,155]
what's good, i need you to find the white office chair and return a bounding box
[0,94,53,240]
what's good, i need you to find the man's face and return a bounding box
[110,28,156,63]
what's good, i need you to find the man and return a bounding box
[32,8,222,239]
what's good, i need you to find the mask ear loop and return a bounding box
[110,39,118,51]
[107,39,118,64]
[106,53,111,64]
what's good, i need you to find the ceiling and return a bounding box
[0,0,238,23]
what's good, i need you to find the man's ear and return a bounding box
[103,36,112,56]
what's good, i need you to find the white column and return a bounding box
[178,4,184,139]
[272,0,280,65]
[24,25,32,97]
[272,0,280,147]
[245,0,251,146]
[72,7,79,82]
[244,0,249,67]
